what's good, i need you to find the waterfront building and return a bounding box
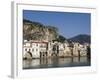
[23,40,48,59]
[79,44,88,56]
[23,39,90,59]
[73,42,80,56]
[63,42,72,57]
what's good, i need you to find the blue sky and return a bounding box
[23,10,91,38]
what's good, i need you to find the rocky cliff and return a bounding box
[23,19,59,41]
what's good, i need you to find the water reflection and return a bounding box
[23,57,90,69]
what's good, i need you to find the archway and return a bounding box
[24,51,33,60]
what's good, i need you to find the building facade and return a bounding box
[23,40,48,59]
[23,40,90,59]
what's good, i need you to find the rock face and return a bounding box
[23,19,59,41]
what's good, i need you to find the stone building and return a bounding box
[73,42,80,56]
[23,40,90,59]
[23,40,48,59]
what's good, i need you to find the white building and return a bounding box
[72,42,88,57]
[73,43,80,56]
[23,40,48,59]
[63,42,72,56]
[23,40,89,59]
[79,44,88,56]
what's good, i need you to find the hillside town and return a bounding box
[23,39,90,59]
[23,19,90,60]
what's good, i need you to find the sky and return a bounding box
[23,10,91,38]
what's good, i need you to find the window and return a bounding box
[36,44,38,46]
[36,49,38,51]
[29,49,31,51]
[32,48,34,52]
[25,48,27,51]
